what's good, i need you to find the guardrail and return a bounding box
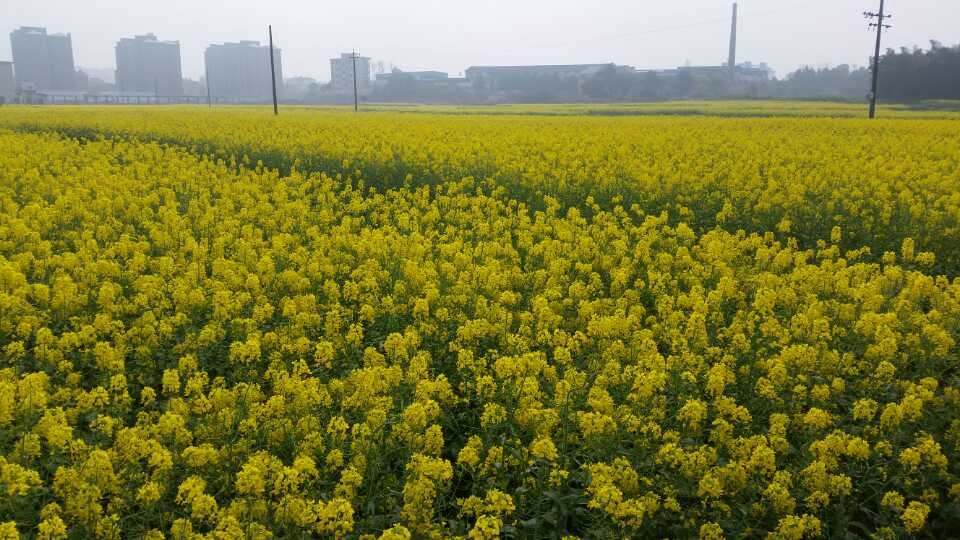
[2,94,251,105]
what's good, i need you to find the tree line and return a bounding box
[578,40,960,102]
[877,41,960,101]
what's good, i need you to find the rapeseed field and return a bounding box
[0,106,958,538]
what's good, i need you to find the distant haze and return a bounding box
[1,0,956,81]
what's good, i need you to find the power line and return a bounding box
[864,0,892,119]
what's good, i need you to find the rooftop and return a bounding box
[207,41,279,51]
[13,27,70,38]
[466,63,613,73]
[13,26,46,35]
[376,71,449,81]
[118,34,179,46]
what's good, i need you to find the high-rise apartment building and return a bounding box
[205,41,282,101]
[10,26,76,91]
[0,61,14,100]
[330,53,371,95]
[116,34,183,95]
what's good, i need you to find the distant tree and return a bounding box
[697,75,729,98]
[583,66,617,100]
[493,72,579,102]
[879,42,960,101]
[771,41,960,101]
[640,71,664,100]
[771,64,871,100]
[673,71,695,98]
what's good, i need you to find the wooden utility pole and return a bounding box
[728,3,738,79]
[864,0,892,119]
[352,50,359,112]
[269,25,279,115]
[205,63,212,108]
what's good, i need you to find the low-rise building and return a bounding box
[736,62,774,82]
[636,62,771,83]
[283,76,318,101]
[465,63,614,101]
[466,64,612,83]
[375,70,448,85]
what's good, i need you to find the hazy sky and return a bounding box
[1,0,956,82]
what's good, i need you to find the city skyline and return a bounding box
[1,0,958,83]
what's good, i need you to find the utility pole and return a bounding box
[864,0,892,119]
[205,63,212,108]
[351,50,359,112]
[268,25,279,115]
[728,3,738,79]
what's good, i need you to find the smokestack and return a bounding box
[728,2,738,75]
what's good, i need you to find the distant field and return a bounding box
[359,99,960,118]
[0,105,958,538]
